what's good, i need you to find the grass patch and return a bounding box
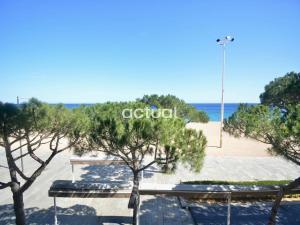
[182,180,292,186]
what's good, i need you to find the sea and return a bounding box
[63,103,257,121]
[191,103,242,121]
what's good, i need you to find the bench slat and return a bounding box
[70,159,125,165]
[49,180,132,198]
[49,190,132,198]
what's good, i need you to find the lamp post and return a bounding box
[17,96,24,172]
[216,36,234,148]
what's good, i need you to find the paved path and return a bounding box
[1,144,300,224]
[142,155,300,183]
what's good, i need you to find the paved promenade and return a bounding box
[1,148,300,224]
[1,122,300,224]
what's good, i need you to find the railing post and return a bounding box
[227,192,231,225]
[72,164,75,183]
[141,170,144,182]
[54,197,58,225]
[137,200,140,225]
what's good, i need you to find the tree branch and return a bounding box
[57,137,79,153]
[25,134,45,165]
[3,136,30,181]
[137,160,156,173]
[0,181,12,190]
[20,150,57,193]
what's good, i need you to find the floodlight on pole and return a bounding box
[216,36,234,148]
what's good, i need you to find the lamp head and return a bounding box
[217,36,234,45]
[225,36,234,42]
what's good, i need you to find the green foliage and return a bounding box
[0,98,85,225]
[270,104,300,163]
[0,102,21,137]
[138,94,209,123]
[224,103,300,164]
[23,99,83,141]
[76,101,207,173]
[175,129,207,172]
[156,119,206,173]
[260,72,300,109]
[20,98,50,133]
[48,104,85,140]
[0,98,84,151]
[0,98,50,139]
[225,71,300,166]
[224,104,282,143]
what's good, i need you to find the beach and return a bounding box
[187,121,271,157]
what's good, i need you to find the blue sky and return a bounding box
[0,0,299,103]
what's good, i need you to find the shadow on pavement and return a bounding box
[0,195,192,225]
[190,202,300,225]
[98,216,132,225]
[0,204,133,225]
[80,164,156,184]
[140,196,193,225]
[0,204,98,225]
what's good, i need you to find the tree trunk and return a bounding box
[4,137,26,225]
[268,186,284,225]
[128,172,140,225]
[132,200,139,225]
[12,190,26,225]
[268,177,300,225]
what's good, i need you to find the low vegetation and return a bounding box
[183,180,292,186]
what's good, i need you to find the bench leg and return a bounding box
[54,197,58,225]
[72,164,75,183]
[227,193,231,225]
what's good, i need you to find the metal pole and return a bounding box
[141,170,144,182]
[72,164,75,183]
[137,200,140,225]
[220,45,225,148]
[227,192,231,225]
[17,96,24,172]
[54,197,58,225]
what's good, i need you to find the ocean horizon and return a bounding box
[62,103,257,121]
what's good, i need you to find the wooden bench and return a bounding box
[70,156,144,183]
[49,180,132,225]
[49,180,132,198]
[48,180,300,225]
[139,182,300,198]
